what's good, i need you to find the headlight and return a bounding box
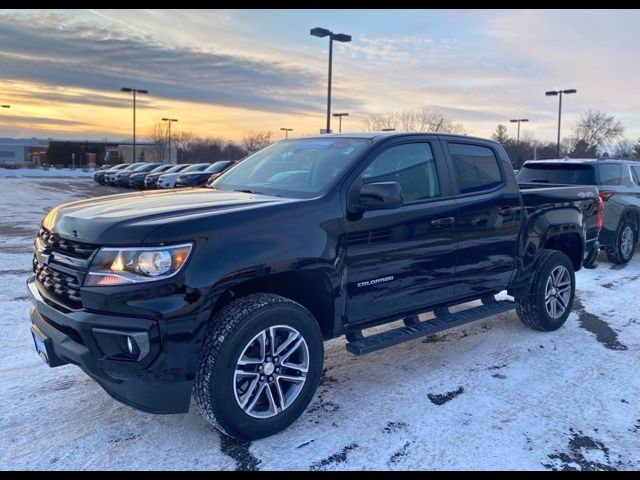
[84,243,193,286]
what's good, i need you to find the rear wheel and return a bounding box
[516,249,575,331]
[605,219,636,264]
[194,293,324,440]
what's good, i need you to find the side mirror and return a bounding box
[358,181,404,211]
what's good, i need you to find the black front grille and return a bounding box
[34,227,98,309]
[38,227,96,259]
[33,259,83,309]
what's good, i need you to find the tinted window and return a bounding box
[516,163,596,185]
[205,161,233,173]
[361,143,439,202]
[631,165,640,186]
[183,163,210,173]
[598,163,623,185]
[214,138,370,197]
[449,143,502,193]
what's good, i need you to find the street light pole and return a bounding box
[121,87,149,163]
[545,89,576,157]
[310,27,351,134]
[332,112,349,133]
[509,118,529,169]
[161,118,178,163]
[280,128,293,140]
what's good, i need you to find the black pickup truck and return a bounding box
[27,133,600,440]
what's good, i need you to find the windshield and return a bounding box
[181,163,210,173]
[136,163,160,172]
[108,164,128,171]
[205,161,233,174]
[212,138,370,197]
[516,163,596,185]
[149,165,171,174]
[124,162,145,171]
[163,164,187,173]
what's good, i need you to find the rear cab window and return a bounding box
[448,143,503,194]
[516,163,596,185]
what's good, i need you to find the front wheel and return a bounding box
[194,293,324,440]
[517,249,575,331]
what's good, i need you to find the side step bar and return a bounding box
[346,300,517,356]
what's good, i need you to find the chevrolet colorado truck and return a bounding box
[27,133,600,440]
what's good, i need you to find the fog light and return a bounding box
[127,336,134,354]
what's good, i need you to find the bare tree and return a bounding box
[491,124,511,144]
[242,131,274,153]
[359,108,466,134]
[570,110,624,157]
[611,139,635,158]
[173,130,196,161]
[148,121,169,162]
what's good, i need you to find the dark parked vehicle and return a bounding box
[93,164,128,185]
[114,163,160,187]
[104,162,146,185]
[28,133,599,440]
[517,159,640,264]
[144,163,191,189]
[176,161,236,188]
[129,164,174,189]
[157,163,210,189]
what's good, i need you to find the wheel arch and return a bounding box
[208,270,337,339]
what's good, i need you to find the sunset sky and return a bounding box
[0,9,639,144]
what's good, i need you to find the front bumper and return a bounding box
[26,276,193,414]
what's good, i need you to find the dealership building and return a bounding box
[0,138,174,167]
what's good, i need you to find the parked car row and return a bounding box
[93,161,238,189]
[516,158,640,265]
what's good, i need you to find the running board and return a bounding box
[345,300,517,356]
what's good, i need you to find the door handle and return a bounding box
[431,216,455,227]
[498,206,516,216]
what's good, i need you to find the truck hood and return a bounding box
[42,189,293,245]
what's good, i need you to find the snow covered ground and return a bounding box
[0,167,94,178]
[0,177,638,471]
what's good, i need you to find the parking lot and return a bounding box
[1,177,638,470]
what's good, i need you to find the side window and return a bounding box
[630,165,640,186]
[361,143,440,202]
[598,164,623,185]
[449,143,503,194]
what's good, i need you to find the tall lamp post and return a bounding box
[310,27,352,134]
[545,89,576,157]
[161,117,178,163]
[332,112,349,133]
[121,87,149,163]
[280,127,293,140]
[509,118,529,169]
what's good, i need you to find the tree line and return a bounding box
[148,121,274,163]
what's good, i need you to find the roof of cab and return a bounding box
[294,131,499,144]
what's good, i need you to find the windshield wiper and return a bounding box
[233,189,256,194]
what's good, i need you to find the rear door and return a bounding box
[441,139,522,297]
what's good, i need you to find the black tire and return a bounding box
[605,219,636,265]
[516,249,575,332]
[194,293,324,440]
[582,245,599,269]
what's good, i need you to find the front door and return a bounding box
[344,139,459,325]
